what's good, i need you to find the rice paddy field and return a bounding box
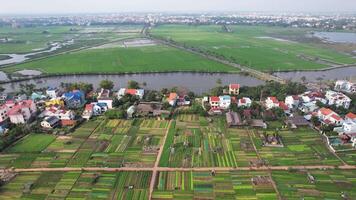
[152,171,277,200]
[5,44,236,74]
[151,25,356,71]
[0,171,152,200]
[0,25,142,54]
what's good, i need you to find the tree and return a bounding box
[127,80,139,89]
[99,79,114,90]
[0,86,5,93]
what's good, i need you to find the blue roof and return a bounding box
[64,90,84,100]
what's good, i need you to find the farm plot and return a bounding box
[251,128,340,166]
[153,171,277,200]
[337,150,356,165]
[160,116,242,168]
[5,134,56,153]
[273,170,356,199]
[0,171,151,200]
[84,118,168,168]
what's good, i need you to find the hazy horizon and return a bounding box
[0,0,355,15]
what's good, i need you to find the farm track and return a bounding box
[3,164,356,173]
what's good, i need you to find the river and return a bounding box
[0,72,264,94]
[313,31,356,43]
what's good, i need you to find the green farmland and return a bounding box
[1,115,356,199]
[0,171,151,200]
[5,44,237,74]
[153,171,277,200]
[0,25,142,54]
[151,25,356,71]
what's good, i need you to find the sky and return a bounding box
[0,0,355,14]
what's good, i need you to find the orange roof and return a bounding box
[229,84,240,89]
[168,93,178,101]
[268,97,278,103]
[85,104,94,111]
[346,112,356,120]
[319,108,333,116]
[126,89,137,95]
[279,102,289,110]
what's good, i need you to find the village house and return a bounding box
[177,95,191,106]
[209,96,220,109]
[46,87,60,99]
[278,101,290,114]
[7,100,37,124]
[82,104,94,120]
[317,107,344,126]
[229,84,240,95]
[117,88,144,99]
[237,97,252,108]
[300,91,326,104]
[0,104,9,123]
[265,97,279,110]
[334,113,356,134]
[219,95,231,110]
[299,101,319,114]
[31,92,46,101]
[335,80,356,93]
[62,90,85,109]
[97,88,113,109]
[167,93,178,106]
[41,116,60,129]
[226,111,242,127]
[45,98,65,107]
[285,95,300,109]
[325,90,351,109]
[42,105,75,120]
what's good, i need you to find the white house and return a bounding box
[285,95,300,109]
[237,97,252,108]
[219,95,231,110]
[8,100,37,124]
[299,101,319,114]
[0,105,9,123]
[42,106,75,120]
[317,107,343,126]
[117,88,144,99]
[265,97,279,110]
[325,90,351,109]
[82,104,94,120]
[335,80,356,93]
[41,116,60,129]
[345,112,356,123]
[209,96,220,109]
[229,84,240,95]
[300,91,326,104]
[167,93,178,106]
[97,88,113,109]
[46,87,59,99]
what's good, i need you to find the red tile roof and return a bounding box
[229,84,240,89]
[331,114,342,121]
[279,102,289,111]
[319,108,333,116]
[85,104,94,111]
[268,97,278,103]
[210,96,220,102]
[346,112,356,120]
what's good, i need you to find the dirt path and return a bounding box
[148,120,173,200]
[3,165,356,173]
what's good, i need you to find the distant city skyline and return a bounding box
[0,0,355,15]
